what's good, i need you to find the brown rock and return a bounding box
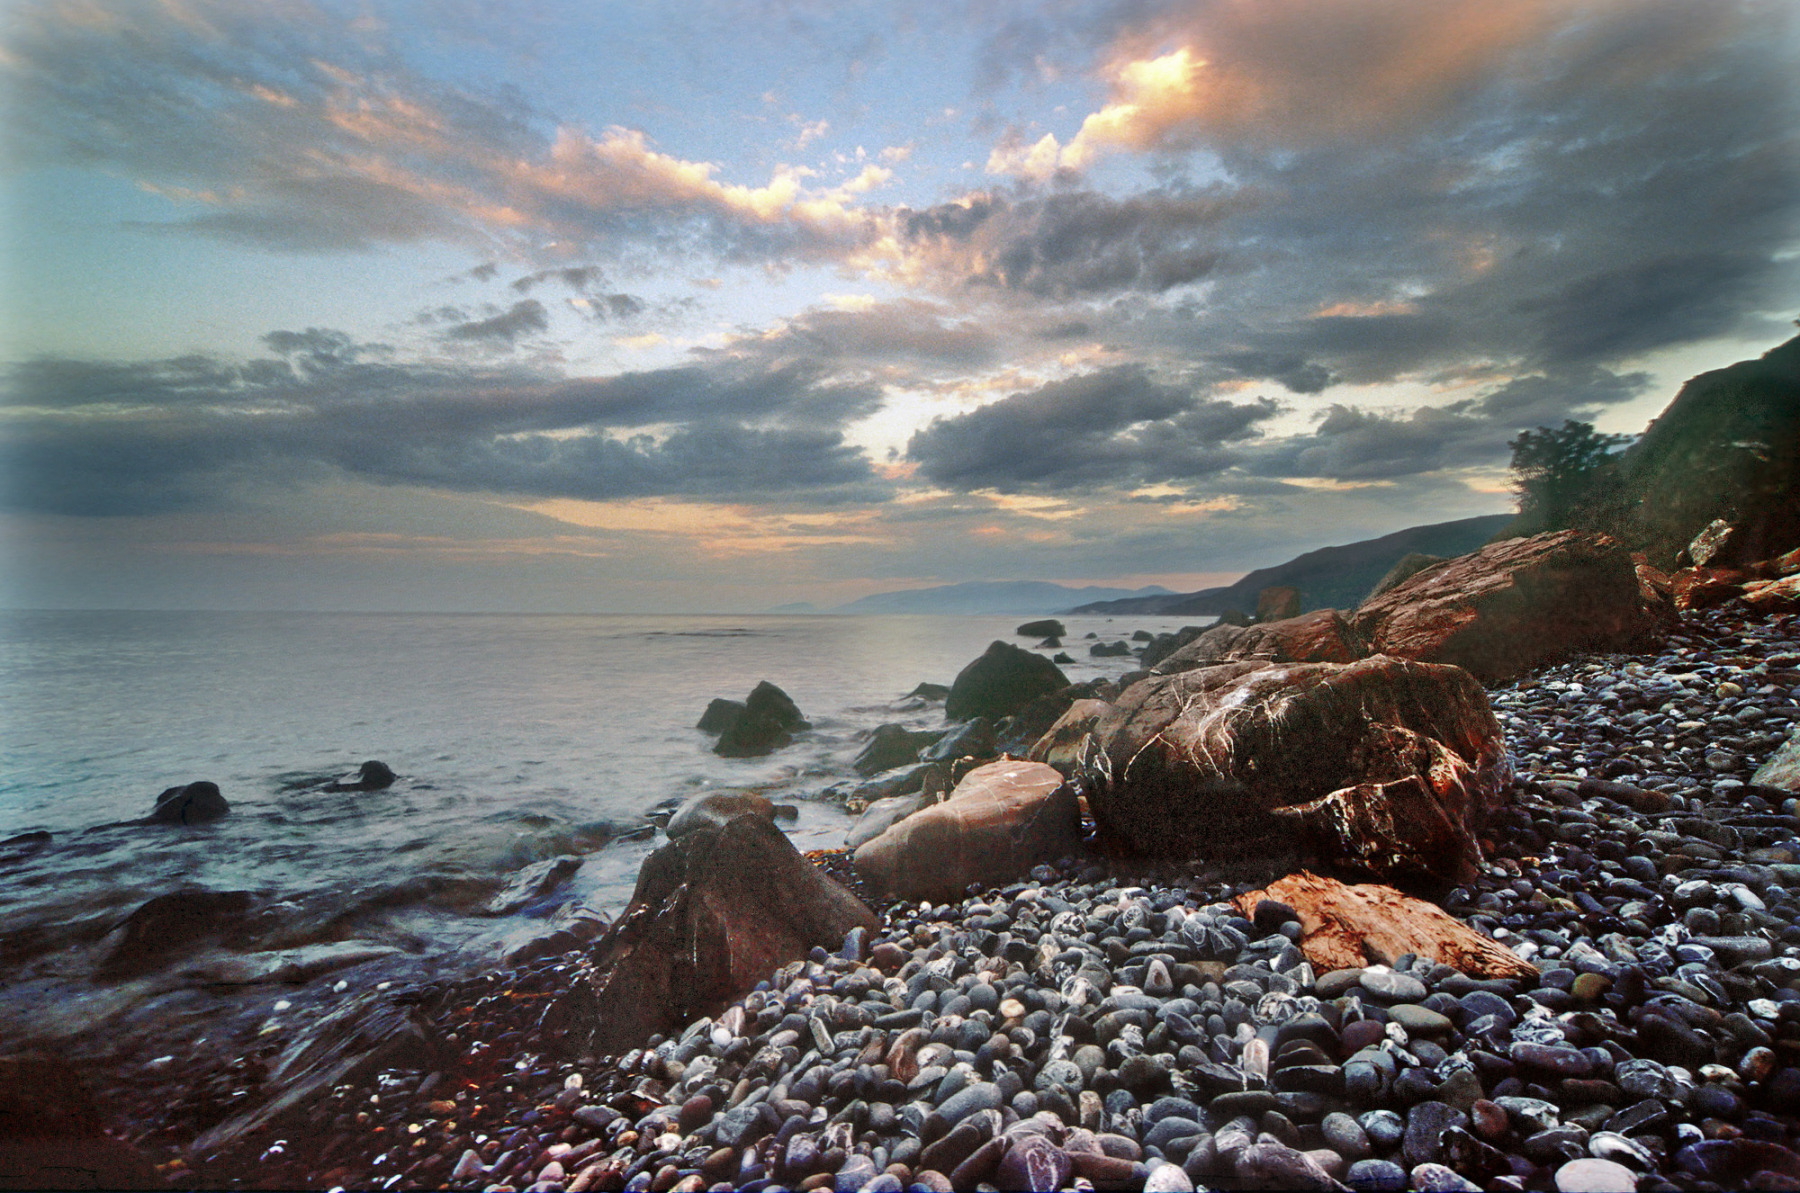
[1773,545,1800,576]
[664,791,778,839]
[1353,530,1665,684]
[1256,585,1303,622]
[1671,566,1749,612]
[550,815,877,1056]
[1235,871,1538,981]
[1741,573,1800,612]
[1085,656,1507,887]
[1151,609,1368,675]
[1026,699,1115,772]
[853,760,1080,902]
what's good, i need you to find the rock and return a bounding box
[1236,872,1539,981]
[854,724,945,776]
[100,888,258,976]
[1151,609,1369,674]
[1026,699,1114,773]
[1353,531,1666,684]
[1750,728,1800,792]
[1671,566,1750,611]
[1256,586,1303,622]
[666,790,779,839]
[1742,573,1800,612]
[920,717,997,764]
[1575,777,1671,813]
[845,791,932,850]
[853,760,1079,903]
[944,642,1069,723]
[1687,519,1738,567]
[148,780,229,825]
[695,698,745,733]
[322,760,396,792]
[550,814,877,1056]
[1368,553,1450,601]
[0,1053,158,1190]
[711,681,809,757]
[1139,626,1211,669]
[908,682,951,701]
[482,856,583,915]
[1090,641,1133,657]
[1088,656,1508,887]
[1017,619,1067,639]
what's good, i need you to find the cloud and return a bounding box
[905,366,1278,491]
[444,300,550,343]
[710,300,1002,373]
[0,336,891,517]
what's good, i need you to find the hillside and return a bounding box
[1070,514,1514,616]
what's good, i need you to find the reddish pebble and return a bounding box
[1471,1099,1509,1143]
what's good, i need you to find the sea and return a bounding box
[0,609,1206,1054]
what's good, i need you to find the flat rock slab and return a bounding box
[1150,608,1368,674]
[1236,871,1539,981]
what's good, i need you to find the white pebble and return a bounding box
[1556,1157,1638,1192]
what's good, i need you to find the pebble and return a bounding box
[1555,1157,1639,1192]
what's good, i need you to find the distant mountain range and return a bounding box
[827,580,1174,616]
[1069,514,1514,616]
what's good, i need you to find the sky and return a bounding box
[1,0,1796,613]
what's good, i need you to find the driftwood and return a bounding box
[1236,870,1538,981]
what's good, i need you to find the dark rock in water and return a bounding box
[921,717,996,764]
[192,987,441,1157]
[1053,652,1076,664]
[100,888,258,977]
[1256,585,1302,623]
[855,724,945,776]
[696,697,745,733]
[148,780,229,825]
[666,790,779,839]
[945,641,1068,722]
[482,856,583,915]
[907,682,950,701]
[1037,636,1062,648]
[0,1052,158,1190]
[323,760,395,792]
[852,763,937,804]
[1090,641,1132,657]
[1017,619,1067,639]
[854,760,1079,903]
[548,814,877,1056]
[713,681,809,757]
[1353,530,1668,684]
[1085,656,1508,886]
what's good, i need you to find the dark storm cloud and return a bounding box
[444,301,550,343]
[905,366,1277,490]
[0,339,888,516]
[898,188,1245,298]
[1471,366,1652,430]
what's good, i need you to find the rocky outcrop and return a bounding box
[1016,619,1066,639]
[1353,531,1667,684]
[665,790,780,839]
[482,856,583,915]
[1671,566,1749,612]
[1151,608,1368,674]
[1237,872,1539,980]
[100,888,259,977]
[1742,573,1800,613]
[1255,585,1301,622]
[1368,552,1449,601]
[853,724,943,776]
[148,780,229,825]
[944,642,1069,722]
[1082,656,1508,887]
[548,815,877,1057]
[706,681,809,757]
[853,760,1081,903]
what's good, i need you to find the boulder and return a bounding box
[852,763,937,804]
[1670,566,1749,612]
[846,791,933,850]
[994,678,1111,756]
[547,815,878,1056]
[712,680,809,757]
[907,682,951,701]
[100,888,258,976]
[148,780,228,825]
[854,723,945,776]
[696,698,745,732]
[0,1052,158,1190]
[1089,640,1132,657]
[1017,619,1067,639]
[666,790,779,839]
[921,717,998,764]
[323,760,395,792]
[1084,656,1508,887]
[1151,608,1368,675]
[1255,585,1302,622]
[1217,609,1253,627]
[853,760,1081,903]
[1687,519,1739,567]
[1353,531,1666,684]
[945,642,1069,722]
[1235,872,1539,981]
[1742,573,1800,613]
[1027,699,1116,773]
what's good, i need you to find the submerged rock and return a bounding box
[100,888,259,977]
[322,760,396,792]
[147,780,229,825]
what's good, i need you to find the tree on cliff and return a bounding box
[1507,419,1629,534]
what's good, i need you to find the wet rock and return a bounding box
[944,641,1069,722]
[552,814,877,1056]
[322,760,396,792]
[1353,531,1667,683]
[845,791,932,850]
[854,724,945,776]
[853,760,1079,903]
[695,698,745,733]
[148,780,229,825]
[920,718,996,765]
[666,790,779,839]
[484,856,584,915]
[1017,619,1066,639]
[100,887,258,976]
[1088,657,1508,886]
[710,681,809,757]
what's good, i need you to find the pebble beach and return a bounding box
[116,604,1800,1192]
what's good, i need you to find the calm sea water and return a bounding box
[0,609,1201,1047]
